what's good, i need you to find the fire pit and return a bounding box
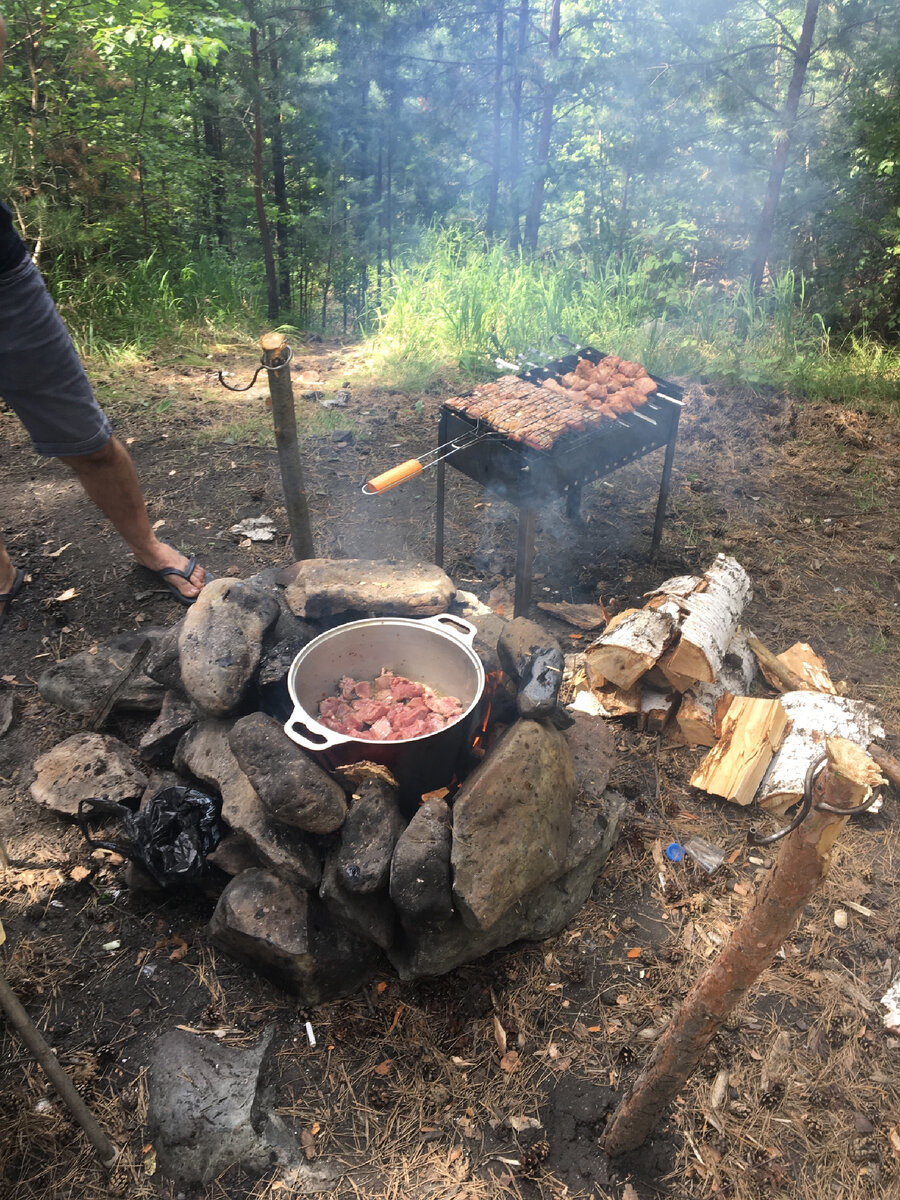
[30,564,623,1005]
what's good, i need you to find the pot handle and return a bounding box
[283,708,349,752]
[419,613,478,647]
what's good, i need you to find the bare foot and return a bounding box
[133,542,209,602]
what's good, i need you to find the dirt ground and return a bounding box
[1,340,899,1200]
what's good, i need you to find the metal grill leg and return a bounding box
[514,508,536,618]
[651,411,681,556]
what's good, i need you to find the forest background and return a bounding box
[0,0,898,403]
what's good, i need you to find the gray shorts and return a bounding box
[0,256,112,456]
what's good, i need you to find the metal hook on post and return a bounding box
[217,345,294,392]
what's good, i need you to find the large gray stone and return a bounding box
[257,631,314,689]
[147,1027,297,1185]
[497,618,565,719]
[178,578,280,716]
[451,719,574,931]
[390,792,626,979]
[143,621,183,691]
[283,558,455,619]
[336,779,405,893]
[389,797,454,928]
[30,733,147,817]
[37,630,168,715]
[138,691,196,766]
[207,832,266,876]
[210,868,382,1002]
[562,711,616,802]
[228,712,347,834]
[175,722,321,890]
[319,852,396,951]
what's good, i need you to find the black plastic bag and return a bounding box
[76,786,222,889]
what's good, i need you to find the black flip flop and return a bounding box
[0,567,26,629]
[145,553,214,607]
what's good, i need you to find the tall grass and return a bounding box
[48,250,263,358]
[362,227,900,411]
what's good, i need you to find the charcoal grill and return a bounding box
[434,348,685,616]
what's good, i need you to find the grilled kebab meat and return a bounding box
[444,355,658,450]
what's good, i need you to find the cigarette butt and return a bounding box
[305,1021,316,1047]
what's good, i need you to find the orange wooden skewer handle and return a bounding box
[365,459,425,493]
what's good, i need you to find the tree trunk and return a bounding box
[268,36,292,311]
[199,62,227,247]
[485,0,505,239]
[249,20,279,321]
[603,738,884,1157]
[523,0,561,253]
[748,0,820,294]
[508,0,529,250]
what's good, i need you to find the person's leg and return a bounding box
[59,437,206,601]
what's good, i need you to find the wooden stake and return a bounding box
[603,738,883,1158]
[0,958,119,1167]
[260,332,315,561]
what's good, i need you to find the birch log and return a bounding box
[590,680,642,718]
[757,692,885,813]
[676,629,757,747]
[639,688,678,734]
[676,685,734,747]
[690,696,789,806]
[664,555,752,684]
[584,608,676,690]
[719,628,758,695]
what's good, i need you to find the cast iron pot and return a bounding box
[283,614,485,802]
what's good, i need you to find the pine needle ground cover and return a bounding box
[0,342,898,1200]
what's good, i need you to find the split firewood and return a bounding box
[584,608,676,690]
[536,600,608,630]
[776,642,838,694]
[757,692,885,813]
[591,680,642,718]
[674,628,757,747]
[690,696,789,806]
[676,685,734,748]
[719,628,757,695]
[746,634,808,693]
[603,737,884,1158]
[664,556,752,684]
[638,688,678,734]
[655,647,700,693]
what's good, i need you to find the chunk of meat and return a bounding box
[318,673,466,741]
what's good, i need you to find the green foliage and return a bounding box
[52,250,263,357]
[363,227,900,411]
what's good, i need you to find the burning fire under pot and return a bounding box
[363,346,685,617]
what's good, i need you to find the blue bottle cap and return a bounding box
[665,842,685,862]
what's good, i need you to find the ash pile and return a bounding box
[29,558,622,1005]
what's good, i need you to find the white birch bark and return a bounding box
[757,692,885,812]
[584,608,676,690]
[666,556,753,684]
